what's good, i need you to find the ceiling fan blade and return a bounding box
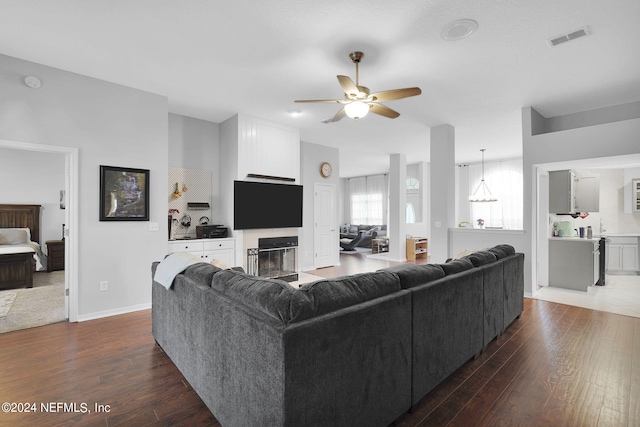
[294,99,344,103]
[337,75,359,97]
[369,103,400,119]
[370,87,422,102]
[326,107,347,123]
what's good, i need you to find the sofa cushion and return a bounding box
[464,251,498,267]
[440,258,474,275]
[211,269,297,323]
[182,262,223,286]
[293,271,400,322]
[349,225,359,234]
[379,264,445,289]
[488,244,516,260]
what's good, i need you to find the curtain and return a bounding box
[467,158,523,229]
[349,174,387,225]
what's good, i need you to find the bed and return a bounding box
[0,204,42,290]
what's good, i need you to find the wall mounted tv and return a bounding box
[234,180,303,229]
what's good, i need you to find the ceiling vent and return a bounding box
[548,26,590,47]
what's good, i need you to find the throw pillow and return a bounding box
[210,259,230,270]
[440,258,474,275]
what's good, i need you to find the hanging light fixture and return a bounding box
[469,149,498,202]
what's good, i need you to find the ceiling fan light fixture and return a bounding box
[344,101,370,119]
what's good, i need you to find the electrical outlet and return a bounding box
[148,222,159,231]
[99,281,108,292]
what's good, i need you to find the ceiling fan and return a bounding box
[295,51,422,122]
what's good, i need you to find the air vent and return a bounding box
[548,26,590,47]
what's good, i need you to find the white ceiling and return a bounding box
[1,0,639,177]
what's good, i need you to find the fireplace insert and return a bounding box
[247,236,298,282]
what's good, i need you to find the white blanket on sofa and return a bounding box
[154,252,204,289]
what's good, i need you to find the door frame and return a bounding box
[0,138,79,322]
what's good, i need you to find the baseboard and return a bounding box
[77,302,151,322]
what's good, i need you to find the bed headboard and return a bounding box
[0,204,41,243]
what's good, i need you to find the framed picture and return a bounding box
[99,165,150,221]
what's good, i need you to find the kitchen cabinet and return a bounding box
[168,238,235,267]
[607,236,639,272]
[633,179,640,213]
[549,169,599,213]
[549,239,599,291]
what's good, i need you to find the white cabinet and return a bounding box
[608,236,639,272]
[549,169,599,213]
[168,238,236,267]
[633,179,640,213]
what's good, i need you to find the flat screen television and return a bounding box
[234,181,303,229]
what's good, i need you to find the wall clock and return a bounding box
[320,162,332,178]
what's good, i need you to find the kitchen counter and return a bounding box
[549,236,601,242]
[548,238,599,291]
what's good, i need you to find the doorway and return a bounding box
[314,183,337,269]
[0,139,78,322]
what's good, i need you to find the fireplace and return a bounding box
[247,236,298,282]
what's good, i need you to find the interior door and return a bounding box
[314,183,337,268]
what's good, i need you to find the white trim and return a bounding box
[76,303,151,322]
[0,139,79,322]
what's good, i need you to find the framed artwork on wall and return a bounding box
[99,165,150,221]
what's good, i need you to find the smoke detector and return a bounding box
[24,76,42,89]
[548,26,590,47]
[441,19,478,41]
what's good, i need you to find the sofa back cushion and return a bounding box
[440,258,474,275]
[463,251,498,267]
[379,264,445,289]
[182,263,223,286]
[212,269,297,323]
[293,271,400,322]
[488,244,516,260]
[211,269,401,325]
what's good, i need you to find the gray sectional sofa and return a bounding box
[152,244,524,427]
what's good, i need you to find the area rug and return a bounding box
[0,271,66,333]
[0,291,18,318]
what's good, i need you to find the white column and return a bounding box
[388,153,407,261]
[429,125,456,263]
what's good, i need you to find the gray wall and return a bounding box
[522,105,640,296]
[0,54,168,319]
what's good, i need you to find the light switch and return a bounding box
[148,222,159,232]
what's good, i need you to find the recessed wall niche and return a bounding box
[168,167,212,238]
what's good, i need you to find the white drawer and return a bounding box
[608,236,638,245]
[203,239,235,251]
[168,241,204,253]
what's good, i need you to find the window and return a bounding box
[463,158,523,229]
[406,202,416,223]
[406,177,419,190]
[349,175,387,225]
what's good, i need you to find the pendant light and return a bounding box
[469,149,497,202]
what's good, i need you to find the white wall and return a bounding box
[0,54,168,320]
[0,148,66,251]
[300,141,340,271]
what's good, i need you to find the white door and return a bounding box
[314,183,337,268]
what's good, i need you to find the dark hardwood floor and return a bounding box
[1,254,638,426]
